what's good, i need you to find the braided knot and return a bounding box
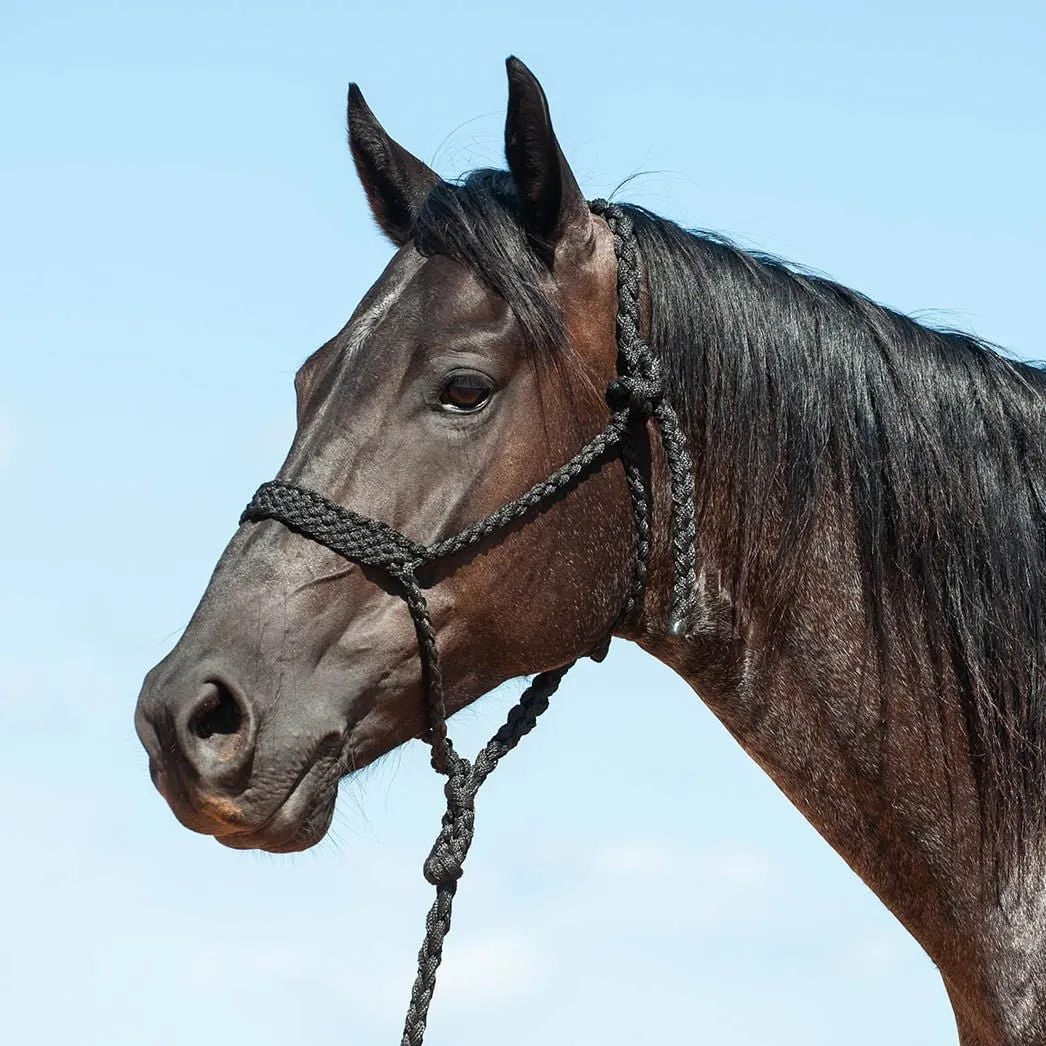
[422,762,476,887]
[606,372,663,419]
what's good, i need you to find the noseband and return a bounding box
[240,201,697,1045]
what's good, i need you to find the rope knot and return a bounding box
[422,829,466,885]
[422,763,476,887]
[606,374,663,419]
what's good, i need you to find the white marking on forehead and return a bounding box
[343,249,425,361]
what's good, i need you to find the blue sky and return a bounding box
[2,1,1044,1042]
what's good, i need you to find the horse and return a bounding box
[134,57,1046,1045]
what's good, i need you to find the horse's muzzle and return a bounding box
[135,663,260,827]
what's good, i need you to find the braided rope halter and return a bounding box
[240,201,698,1044]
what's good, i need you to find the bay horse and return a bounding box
[135,58,1046,1044]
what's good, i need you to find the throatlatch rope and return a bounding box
[239,202,698,1044]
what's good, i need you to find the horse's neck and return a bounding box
[629,461,1046,1043]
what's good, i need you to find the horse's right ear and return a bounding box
[347,85,441,247]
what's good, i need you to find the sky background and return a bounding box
[2,1,1044,1043]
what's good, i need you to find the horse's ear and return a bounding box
[504,57,590,262]
[347,84,441,247]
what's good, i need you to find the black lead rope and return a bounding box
[239,201,698,1044]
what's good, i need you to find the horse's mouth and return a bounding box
[213,759,342,854]
[148,744,343,854]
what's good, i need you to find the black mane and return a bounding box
[415,169,1046,850]
[631,204,1046,848]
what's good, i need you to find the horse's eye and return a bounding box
[439,373,494,413]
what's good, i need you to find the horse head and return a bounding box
[135,60,643,853]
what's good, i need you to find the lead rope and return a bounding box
[239,201,698,1045]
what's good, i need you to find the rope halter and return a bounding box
[238,201,698,1044]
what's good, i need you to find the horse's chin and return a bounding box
[214,771,340,853]
[216,799,337,853]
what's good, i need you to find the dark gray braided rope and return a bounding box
[239,201,698,1044]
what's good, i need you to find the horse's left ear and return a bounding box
[504,57,590,262]
[348,84,441,247]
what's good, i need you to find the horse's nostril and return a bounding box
[189,680,246,741]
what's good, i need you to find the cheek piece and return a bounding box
[239,201,698,1046]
